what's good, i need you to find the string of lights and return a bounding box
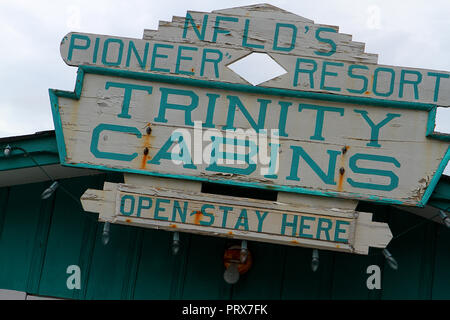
[3,144,449,276]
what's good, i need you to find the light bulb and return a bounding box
[311,249,319,272]
[102,222,110,245]
[3,145,12,157]
[382,249,398,270]
[224,263,240,284]
[41,181,59,200]
[172,232,180,255]
[240,240,248,263]
[439,211,450,229]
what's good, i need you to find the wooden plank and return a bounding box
[180,234,231,299]
[280,246,334,299]
[57,72,448,206]
[133,229,184,299]
[37,176,100,299]
[231,242,285,299]
[58,5,450,105]
[0,183,45,292]
[81,183,392,255]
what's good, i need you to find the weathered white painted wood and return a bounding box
[276,192,358,211]
[354,212,394,254]
[143,8,377,64]
[123,173,357,210]
[264,52,450,105]
[124,173,202,192]
[80,182,392,255]
[57,72,448,206]
[60,32,250,83]
[59,4,450,105]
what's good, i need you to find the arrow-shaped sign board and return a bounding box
[50,66,448,206]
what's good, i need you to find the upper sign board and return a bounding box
[59,4,450,106]
[51,4,449,207]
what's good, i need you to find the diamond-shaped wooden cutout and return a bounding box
[227,53,287,86]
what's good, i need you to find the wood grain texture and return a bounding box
[57,73,448,205]
[59,4,450,105]
[80,182,392,255]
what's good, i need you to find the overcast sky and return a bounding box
[0,0,449,172]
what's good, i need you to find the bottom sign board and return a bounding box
[81,182,392,255]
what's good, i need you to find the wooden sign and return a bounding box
[50,4,449,214]
[50,66,449,207]
[80,182,392,255]
[59,4,450,107]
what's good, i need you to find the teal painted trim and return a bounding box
[48,89,68,164]
[48,68,86,163]
[49,66,450,207]
[419,146,450,207]
[426,107,450,141]
[426,107,437,137]
[0,136,59,171]
[78,66,434,111]
[0,153,59,171]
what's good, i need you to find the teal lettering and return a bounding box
[154,88,198,126]
[120,195,135,216]
[67,34,90,61]
[334,220,349,243]
[206,136,256,175]
[92,37,100,63]
[299,216,315,238]
[137,196,152,217]
[293,58,317,88]
[298,104,344,141]
[314,27,337,56]
[316,218,332,241]
[102,38,124,66]
[172,200,188,223]
[428,72,450,102]
[182,13,208,40]
[150,43,173,73]
[126,41,149,69]
[105,82,153,119]
[234,209,249,231]
[347,65,369,94]
[242,19,264,49]
[154,198,170,221]
[255,211,269,232]
[200,204,215,226]
[399,70,422,99]
[354,110,401,147]
[347,153,401,191]
[277,101,292,137]
[373,67,395,97]
[148,132,196,169]
[90,124,141,161]
[320,61,343,92]
[287,146,340,185]
[273,23,297,52]
[219,206,233,228]
[281,214,298,236]
[212,16,238,42]
[202,93,220,128]
[200,49,222,78]
[175,46,198,75]
[223,96,269,132]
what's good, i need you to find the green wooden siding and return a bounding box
[0,174,449,300]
